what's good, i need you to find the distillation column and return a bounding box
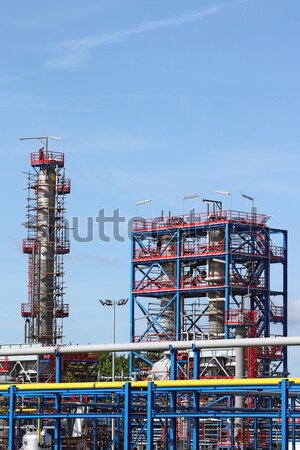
[36,164,56,343]
[21,137,70,346]
[206,228,225,339]
[158,234,176,337]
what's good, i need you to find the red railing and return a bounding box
[182,242,225,256]
[231,243,264,257]
[218,430,232,447]
[55,303,69,318]
[23,238,70,254]
[57,178,71,194]
[23,238,38,254]
[133,276,266,292]
[181,275,266,289]
[133,247,176,260]
[256,346,283,359]
[270,302,284,321]
[133,333,176,342]
[21,303,37,317]
[225,309,257,326]
[57,240,70,254]
[231,242,284,259]
[132,278,176,292]
[31,151,64,167]
[230,276,266,288]
[219,430,270,449]
[133,210,268,232]
[0,357,8,373]
[270,244,284,259]
[181,275,212,289]
[133,242,284,261]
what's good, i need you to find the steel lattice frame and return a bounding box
[129,211,287,378]
[2,377,300,450]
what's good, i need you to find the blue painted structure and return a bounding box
[130,210,288,379]
[3,376,300,450]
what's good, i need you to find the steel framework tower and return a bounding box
[21,137,70,345]
[130,207,287,379]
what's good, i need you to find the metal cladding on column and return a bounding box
[37,166,56,342]
[21,137,70,345]
[206,228,225,339]
[158,234,176,337]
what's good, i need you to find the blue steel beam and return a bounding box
[281,379,289,450]
[225,222,230,339]
[176,229,181,340]
[8,385,16,450]
[283,230,288,373]
[147,382,154,449]
[3,379,300,449]
[123,382,131,450]
[130,234,135,353]
[54,392,61,450]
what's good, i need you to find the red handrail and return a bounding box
[21,303,37,317]
[133,210,268,232]
[133,278,176,292]
[31,151,64,167]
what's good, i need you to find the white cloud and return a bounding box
[0,74,19,82]
[44,1,249,71]
[69,253,117,265]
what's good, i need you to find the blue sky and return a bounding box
[0,0,300,373]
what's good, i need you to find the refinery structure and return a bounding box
[21,136,70,345]
[130,205,287,380]
[0,138,299,450]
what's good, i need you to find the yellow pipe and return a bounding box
[0,384,12,391]
[0,408,36,412]
[37,397,41,445]
[12,381,125,391]
[0,378,300,392]
[155,378,292,387]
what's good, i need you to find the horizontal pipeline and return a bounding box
[0,378,300,391]
[0,336,299,357]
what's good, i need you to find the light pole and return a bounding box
[99,298,129,381]
[99,298,128,450]
[135,199,151,217]
[242,193,254,206]
[216,190,232,211]
[242,193,255,214]
[183,194,199,216]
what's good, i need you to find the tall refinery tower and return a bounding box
[21,137,70,345]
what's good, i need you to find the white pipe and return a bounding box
[0,336,298,356]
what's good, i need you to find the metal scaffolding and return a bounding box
[1,376,300,450]
[20,137,70,345]
[1,339,300,449]
[130,208,288,379]
[12,139,292,449]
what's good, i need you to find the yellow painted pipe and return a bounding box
[13,381,125,391]
[0,408,36,412]
[0,378,300,392]
[37,397,41,445]
[155,378,290,387]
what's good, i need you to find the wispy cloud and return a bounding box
[45,1,249,71]
[69,253,117,265]
[0,74,19,83]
